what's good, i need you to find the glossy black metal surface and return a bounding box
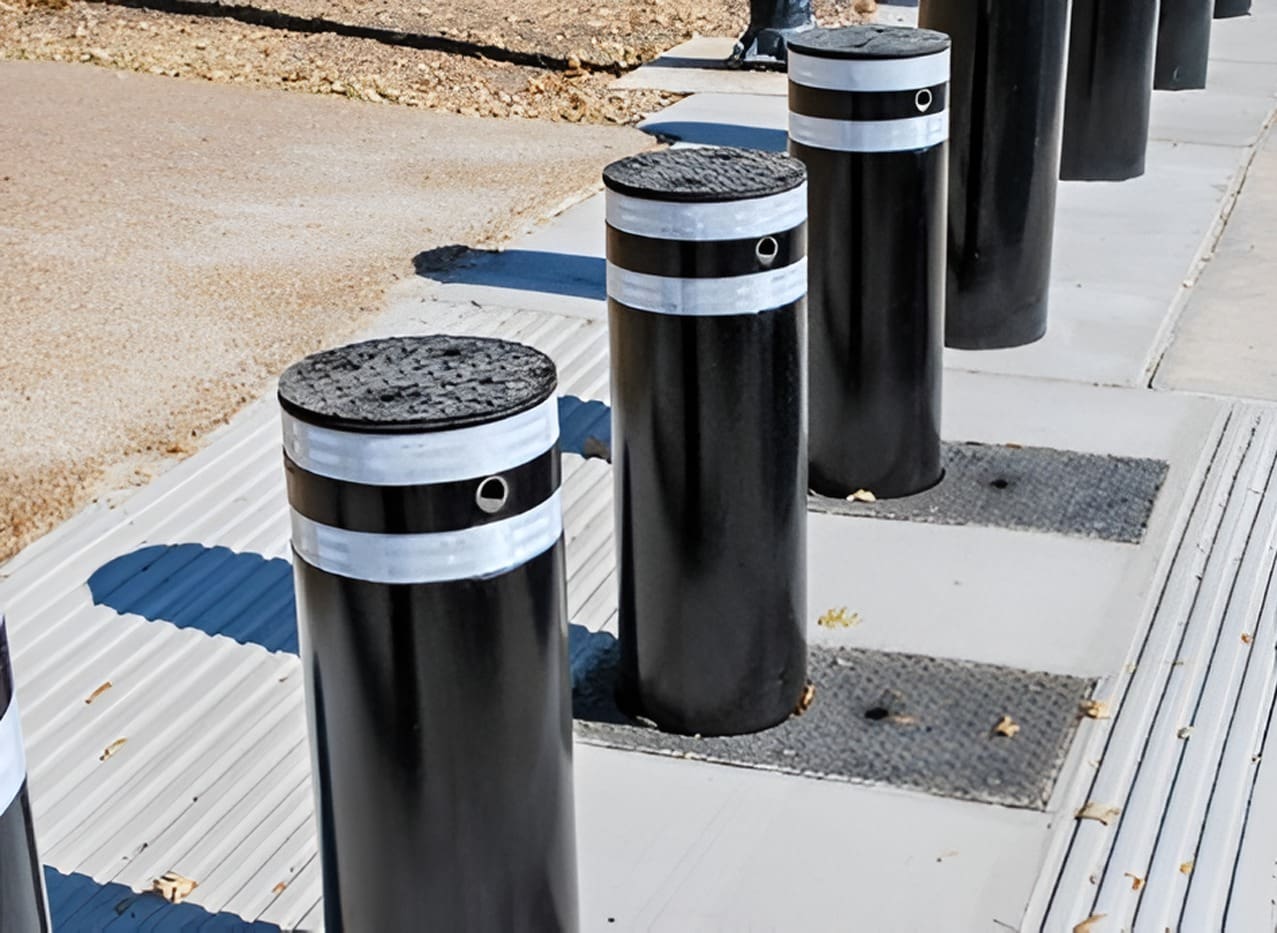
[294,544,576,932]
[1215,0,1251,17]
[282,336,576,933]
[787,24,948,498]
[0,788,48,933]
[0,623,49,933]
[794,143,946,498]
[610,302,808,736]
[1061,0,1160,181]
[1155,0,1213,90]
[919,0,1070,349]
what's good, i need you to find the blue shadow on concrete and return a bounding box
[557,396,612,462]
[46,866,280,932]
[414,247,606,301]
[88,544,298,655]
[639,121,787,152]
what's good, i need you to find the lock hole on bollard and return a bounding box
[990,477,1009,490]
[476,475,510,514]
[864,706,890,721]
[915,88,933,113]
[755,235,780,267]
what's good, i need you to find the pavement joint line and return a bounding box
[1144,104,1277,388]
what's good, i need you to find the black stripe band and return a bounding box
[285,447,561,535]
[608,295,805,321]
[788,82,947,122]
[606,224,806,279]
[0,625,14,715]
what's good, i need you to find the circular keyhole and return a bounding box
[915,88,934,113]
[475,475,509,514]
[756,235,780,267]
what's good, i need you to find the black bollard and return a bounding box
[280,336,577,933]
[1215,0,1251,18]
[1155,0,1214,90]
[731,0,816,68]
[605,147,809,736]
[1061,0,1160,181]
[787,25,949,499]
[919,0,1071,349]
[0,617,51,933]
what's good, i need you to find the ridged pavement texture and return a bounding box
[1038,407,1277,932]
[0,304,612,931]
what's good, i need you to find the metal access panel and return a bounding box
[574,642,1094,810]
[809,441,1169,544]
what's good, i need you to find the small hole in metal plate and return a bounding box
[756,235,779,267]
[915,88,934,112]
[476,475,509,514]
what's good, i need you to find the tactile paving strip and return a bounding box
[574,643,1093,810]
[809,442,1169,544]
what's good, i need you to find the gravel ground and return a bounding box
[0,0,874,123]
[0,59,650,563]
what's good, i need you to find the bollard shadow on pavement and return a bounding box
[44,866,280,931]
[87,544,299,655]
[639,121,788,151]
[413,246,606,301]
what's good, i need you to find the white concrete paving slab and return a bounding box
[810,371,1223,678]
[576,743,1051,933]
[1155,125,1277,400]
[612,37,787,96]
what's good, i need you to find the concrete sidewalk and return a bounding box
[0,60,649,566]
[3,7,1277,933]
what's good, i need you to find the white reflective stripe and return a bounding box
[291,489,563,584]
[0,694,27,812]
[605,184,807,242]
[282,394,559,487]
[788,48,950,92]
[788,111,949,153]
[607,260,807,317]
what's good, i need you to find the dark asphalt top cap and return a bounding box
[787,24,950,60]
[278,335,557,433]
[603,147,806,203]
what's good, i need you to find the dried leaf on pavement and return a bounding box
[153,871,198,903]
[1073,915,1106,933]
[1079,699,1111,719]
[992,714,1021,738]
[1075,802,1121,825]
[99,738,127,761]
[84,681,113,704]
[817,607,861,629]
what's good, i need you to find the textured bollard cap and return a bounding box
[603,147,806,203]
[278,335,557,433]
[788,24,950,59]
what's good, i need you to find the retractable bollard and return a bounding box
[1060,0,1160,181]
[787,25,949,499]
[1155,0,1214,91]
[919,0,1070,349]
[605,148,809,736]
[1215,0,1251,18]
[731,0,816,68]
[0,618,51,933]
[280,336,577,933]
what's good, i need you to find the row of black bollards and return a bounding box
[0,3,1249,930]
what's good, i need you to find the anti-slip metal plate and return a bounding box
[809,442,1169,544]
[573,641,1093,810]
